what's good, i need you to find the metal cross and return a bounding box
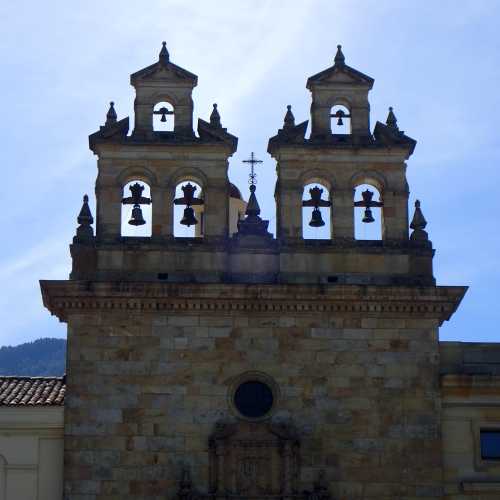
[242,152,263,185]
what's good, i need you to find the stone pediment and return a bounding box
[307,64,374,89]
[130,60,198,87]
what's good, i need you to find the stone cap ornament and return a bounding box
[410,199,429,241]
[159,41,170,64]
[386,106,398,129]
[284,105,295,129]
[105,101,117,127]
[73,194,94,243]
[334,44,345,66]
[209,103,221,128]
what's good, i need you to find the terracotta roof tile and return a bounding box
[0,376,65,406]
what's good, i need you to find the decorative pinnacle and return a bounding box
[210,103,221,128]
[77,194,93,226]
[284,105,295,129]
[386,106,398,129]
[334,44,345,66]
[74,194,94,243]
[410,200,427,230]
[410,199,429,242]
[105,101,117,126]
[159,41,169,63]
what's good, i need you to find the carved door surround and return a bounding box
[208,420,300,499]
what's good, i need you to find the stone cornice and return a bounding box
[40,280,466,324]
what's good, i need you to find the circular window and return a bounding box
[233,380,274,419]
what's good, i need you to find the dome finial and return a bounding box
[334,44,345,66]
[159,41,169,63]
[105,101,117,126]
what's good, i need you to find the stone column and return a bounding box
[276,180,302,240]
[151,186,173,239]
[203,180,228,239]
[133,102,153,136]
[95,182,122,242]
[382,190,409,240]
[331,188,354,239]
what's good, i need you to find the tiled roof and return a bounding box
[0,376,65,406]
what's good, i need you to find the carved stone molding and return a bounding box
[40,280,467,324]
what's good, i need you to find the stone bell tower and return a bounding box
[41,43,466,500]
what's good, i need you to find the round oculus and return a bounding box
[233,380,274,418]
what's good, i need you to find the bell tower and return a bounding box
[268,45,425,285]
[41,42,466,500]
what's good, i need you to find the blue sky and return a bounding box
[1,0,499,346]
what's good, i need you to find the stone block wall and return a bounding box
[64,306,444,499]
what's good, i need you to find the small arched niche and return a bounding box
[354,183,383,240]
[173,180,204,238]
[153,101,174,132]
[302,182,332,240]
[331,104,351,134]
[121,180,152,237]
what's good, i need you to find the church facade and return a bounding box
[36,43,500,499]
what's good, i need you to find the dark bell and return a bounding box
[309,208,325,227]
[129,204,146,226]
[180,206,198,227]
[362,207,375,224]
[337,116,343,126]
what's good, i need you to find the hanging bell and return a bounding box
[129,204,146,226]
[337,116,344,126]
[309,208,325,227]
[362,207,375,223]
[180,206,198,227]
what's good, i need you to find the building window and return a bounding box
[234,381,274,419]
[480,430,500,460]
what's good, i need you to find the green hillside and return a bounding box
[0,338,66,376]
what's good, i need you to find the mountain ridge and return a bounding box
[0,338,66,376]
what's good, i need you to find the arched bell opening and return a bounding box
[121,180,152,237]
[302,182,332,240]
[330,104,351,134]
[173,180,204,238]
[354,183,383,240]
[153,101,174,132]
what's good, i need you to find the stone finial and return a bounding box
[284,105,295,129]
[210,103,221,128]
[410,199,429,241]
[334,44,345,66]
[159,41,170,64]
[105,101,117,126]
[74,194,94,242]
[386,106,398,129]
